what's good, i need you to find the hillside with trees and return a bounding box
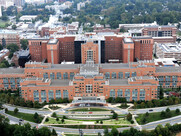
[70,0,181,28]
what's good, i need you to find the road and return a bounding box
[3,104,51,115]
[130,104,181,114]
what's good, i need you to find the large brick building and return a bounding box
[142,25,177,43]
[28,34,154,64]
[0,60,181,102]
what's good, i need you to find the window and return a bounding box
[11,84,15,89]
[172,76,177,82]
[140,89,145,100]
[41,90,46,102]
[50,73,55,79]
[70,72,74,80]
[105,72,110,79]
[132,72,136,77]
[125,72,130,78]
[33,90,39,101]
[165,76,171,82]
[112,72,117,79]
[117,89,123,97]
[125,89,130,101]
[132,89,138,101]
[63,90,68,98]
[48,90,54,101]
[43,73,48,79]
[10,78,15,84]
[110,89,115,97]
[3,78,8,84]
[16,78,21,86]
[87,50,93,60]
[63,72,68,79]
[56,90,61,99]
[56,72,61,79]
[118,72,123,79]
[86,84,92,93]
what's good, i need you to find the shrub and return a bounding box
[14,108,19,114]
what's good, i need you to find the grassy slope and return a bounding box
[136,111,181,125]
[6,111,43,123]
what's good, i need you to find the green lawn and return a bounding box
[136,110,181,125]
[6,111,43,123]
[69,108,110,111]
[0,19,9,28]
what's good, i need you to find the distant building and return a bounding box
[28,34,154,64]
[155,43,181,62]
[19,15,38,22]
[119,21,158,31]
[14,0,25,7]
[0,30,20,47]
[142,25,177,43]
[12,49,31,67]
[0,49,9,62]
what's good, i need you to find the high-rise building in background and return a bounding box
[14,0,25,7]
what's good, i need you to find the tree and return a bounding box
[12,24,17,30]
[175,108,180,114]
[111,127,119,136]
[160,111,166,118]
[142,117,147,124]
[104,128,109,135]
[5,108,8,113]
[7,44,19,53]
[52,112,57,118]
[20,39,28,50]
[14,107,19,114]
[100,120,103,124]
[0,44,3,50]
[33,112,40,123]
[51,128,57,136]
[56,117,59,122]
[61,118,64,123]
[160,86,164,99]
[33,112,39,120]
[45,118,49,122]
[166,108,170,112]
[126,113,132,121]
[112,112,118,119]
[145,112,149,117]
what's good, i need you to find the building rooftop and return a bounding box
[157,43,181,53]
[123,38,133,43]
[0,29,18,34]
[50,79,70,86]
[48,39,58,44]
[144,25,176,28]
[101,63,131,69]
[156,67,181,73]
[132,36,152,39]
[50,64,78,69]
[0,68,24,74]
[109,76,157,86]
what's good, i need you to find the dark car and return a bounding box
[149,109,153,112]
[19,119,24,122]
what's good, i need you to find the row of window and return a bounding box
[43,72,75,80]
[33,90,68,102]
[105,72,136,79]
